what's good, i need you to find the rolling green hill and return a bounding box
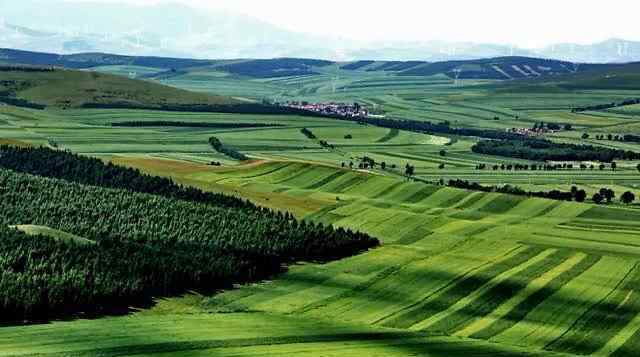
[0,66,241,109]
[4,48,638,82]
[491,62,640,92]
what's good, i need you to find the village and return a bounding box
[282,101,370,118]
[507,122,569,137]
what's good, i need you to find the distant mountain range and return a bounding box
[4,48,637,84]
[1,0,639,63]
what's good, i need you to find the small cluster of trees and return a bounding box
[533,122,572,131]
[405,164,416,177]
[342,157,398,171]
[319,140,335,149]
[300,128,317,139]
[208,136,248,161]
[588,187,635,205]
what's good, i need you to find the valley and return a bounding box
[1,48,640,357]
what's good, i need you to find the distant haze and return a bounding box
[1,0,640,62]
[61,0,640,48]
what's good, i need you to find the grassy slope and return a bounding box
[0,69,241,108]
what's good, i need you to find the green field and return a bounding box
[2,60,640,356]
[2,156,640,356]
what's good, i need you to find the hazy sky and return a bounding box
[67,0,639,48]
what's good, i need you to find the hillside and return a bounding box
[396,57,582,79]
[4,48,638,82]
[0,48,221,69]
[489,62,640,92]
[0,66,242,109]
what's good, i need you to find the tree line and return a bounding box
[0,96,46,109]
[585,133,640,144]
[0,145,250,209]
[312,114,526,141]
[447,179,577,201]
[472,138,640,162]
[572,98,640,113]
[0,154,377,320]
[111,121,282,129]
[0,66,56,72]
[208,137,249,161]
[475,162,619,171]
[445,179,636,205]
[81,102,318,116]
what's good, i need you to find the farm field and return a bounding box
[2,56,640,357]
[2,105,639,195]
[3,156,640,356]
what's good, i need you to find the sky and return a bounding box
[66,0,639,48]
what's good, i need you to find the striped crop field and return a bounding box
[8,158,626,357]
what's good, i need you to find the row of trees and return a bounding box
[446,179,577,201]
[208,137,249,161]
[572,98,640,113]
[533,122,572,131]
[0,96,47,109]
[81,102,317,115]
[0,161,377,320]
[472,138,640,162]
[319,140,336,149]
[590,188,637,205]
[584,133,640,143]
[475,162,620,171]
[445,180,638,205]
[111,121,281,129]
[0,66,56,72]
[300,128,317,139]
[307,112,527,141]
